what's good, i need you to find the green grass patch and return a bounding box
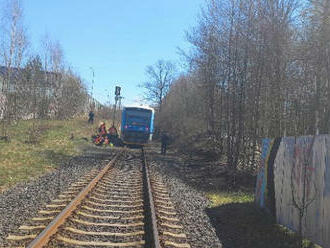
[0,117,106,192]
[206,190,320,248]
[207,191,254,207]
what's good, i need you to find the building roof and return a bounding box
[0,65,59,77]
[0,66,21,77]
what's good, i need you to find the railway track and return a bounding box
[5,148,190,248]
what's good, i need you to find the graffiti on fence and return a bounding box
[272,135,330,248]
[255,138,273,208]
[292,138,315,200]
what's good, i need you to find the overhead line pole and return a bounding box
[89,67,95,109]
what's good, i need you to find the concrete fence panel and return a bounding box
[271,135,330,247]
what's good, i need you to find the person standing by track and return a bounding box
[161,132,169,155]
[88,110,94,124]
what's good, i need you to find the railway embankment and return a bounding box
[0,117,104,193]
[0,117,116,244]
[0,146,115,245]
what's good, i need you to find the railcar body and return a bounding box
[121,106,154,145]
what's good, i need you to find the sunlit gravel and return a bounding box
[149,156,222,248]
[0,147,114,245]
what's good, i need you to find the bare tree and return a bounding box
[140,59,176,112]
[22,56,43,142]
[0,0,28,136]
[39,38,65,118]
[56,69,88,119]
[159,0,300,170]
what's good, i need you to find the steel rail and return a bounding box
[27,150,123,248]
[142,147,161,248]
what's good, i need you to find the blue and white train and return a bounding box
[121,105,154,145]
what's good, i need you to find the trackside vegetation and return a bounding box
[140,0,330,175]
[0,118,101,192]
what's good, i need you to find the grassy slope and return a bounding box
[206,190,320,248]
[0,117,108,192]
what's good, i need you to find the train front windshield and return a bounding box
[126,110,152,128]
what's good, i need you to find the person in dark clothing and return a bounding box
[161,132,169,155]
[108,125,118,146]
[88,111,94,124]
[108,125,118,137]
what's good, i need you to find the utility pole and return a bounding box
[113,96,118,126]
[89,67,95,110]
[104,89,110,106]
[118,96,123,111]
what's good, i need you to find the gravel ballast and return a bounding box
[0,146,114,245]
[148,152,223,248]
[0,145,223,247]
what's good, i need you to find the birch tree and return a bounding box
[0,0,28,136]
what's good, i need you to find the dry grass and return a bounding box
[0,117,108,192]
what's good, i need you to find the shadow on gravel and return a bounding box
[206,202,308,248]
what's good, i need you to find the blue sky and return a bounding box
[23,0,204,106]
